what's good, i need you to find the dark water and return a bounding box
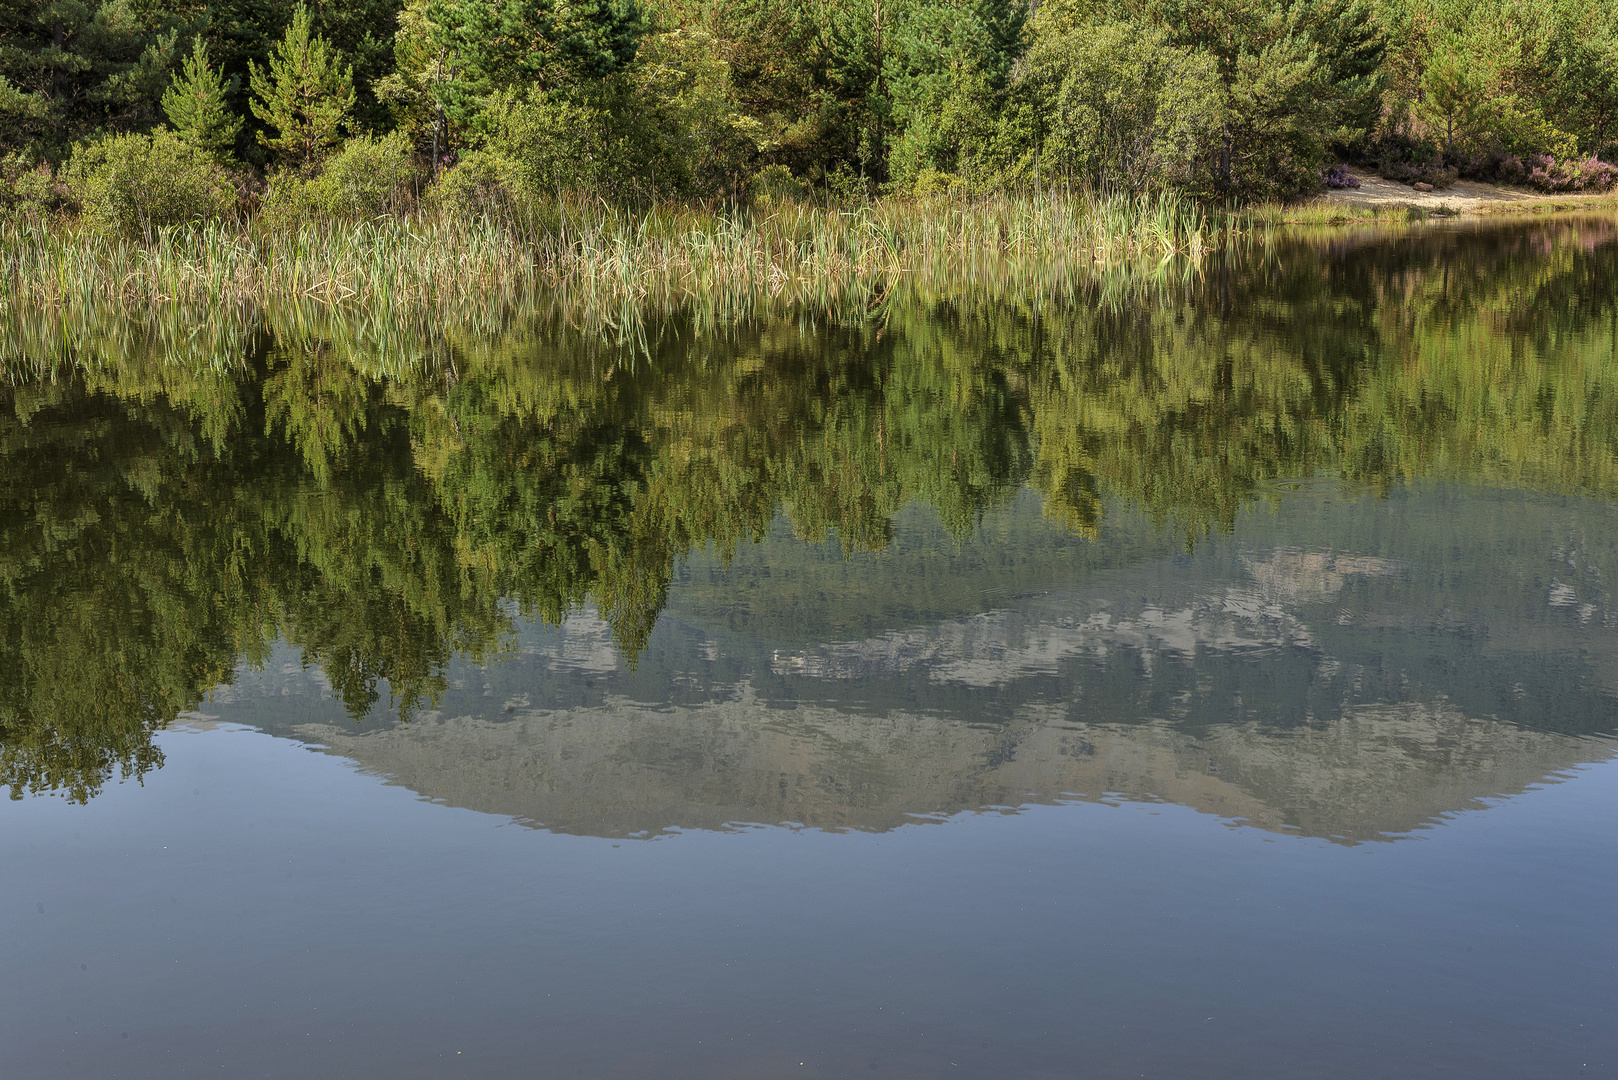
[3,219,1617,1078]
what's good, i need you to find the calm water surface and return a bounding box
[3,219,1617,1078]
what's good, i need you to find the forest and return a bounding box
[2,0,1617,235]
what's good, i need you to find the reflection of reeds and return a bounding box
[0,190,1212,316]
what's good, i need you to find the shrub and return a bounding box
[824,162,872,203]
[428,151,536,219]
[910,167,969,199]
[752,163,810,203]
[1523,155,1618,193]
[63,130,234,237]
[1323,164,1361,189]
[481,90,606,194]
[313,131,419,218]
[257,172,324,233]
[0,154,68,220]
[1495,154,1527,184]
[1377,151,1458,190]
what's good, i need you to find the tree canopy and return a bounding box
[0,0,1612,202]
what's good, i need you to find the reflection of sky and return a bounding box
[769,591,1322,686]
[520,606,621,674]
[763,547,1416,688]
[4,723,1614,1079]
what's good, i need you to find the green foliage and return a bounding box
[421,0,646,137]
[1128,0,1388,198]
[373,0,440,147]
[250,3,357,171]
[304,0,406,131]
[1374,0,1616,174]
[1554,1,1618,158]
[1409,16,1572,159]
[257,171,320,232]
[0,151,64,220]
[0,0,178,158]
[751,162,809,202]
[629,28,768,196]
[0,75,49,150]
[428,148,537,217]
[163,36,243,161]
[63,129,234,236]
[1019,20,1225,194]
[313,130,419,217]
[248,129,418,229]
[0,0,1615,215]
[478,88,605,191]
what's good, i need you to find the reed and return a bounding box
[0,189,1215,319]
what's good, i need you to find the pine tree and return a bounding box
[0,0,178,158]
[423,0,646,134]
[249,4,357,171]
[163,37,242,162]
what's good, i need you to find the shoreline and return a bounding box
[1316,168,1618,217]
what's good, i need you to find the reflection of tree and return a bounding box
[0,383,271,802]
[3,216,1618,800]
[1011,218,1618,541]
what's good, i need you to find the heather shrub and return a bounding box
[64,130,235,237]
[1495,155,1527,184]
[1377,150,1458,190]
[1522,155,1618,193]
[1323,164,1360,189]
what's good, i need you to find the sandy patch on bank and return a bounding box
[1322,167,1617,214]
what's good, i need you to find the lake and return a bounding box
[3,217,1616,1078]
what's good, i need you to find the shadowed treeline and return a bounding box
[4,216,1618,801]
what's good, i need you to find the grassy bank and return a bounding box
[0,190,1216,314]
[6,187,1610,331]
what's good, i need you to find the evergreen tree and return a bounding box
[0,0,178,158]
[973,0,1030,94]
[249,4,356,170]
[422,0,646,134]
[163,37,243,162]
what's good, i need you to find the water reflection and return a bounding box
[250,486,1614,844]
[3,217,1618,835]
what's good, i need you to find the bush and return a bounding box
[481,90,606,194]
[428,151,537,219]
[1323,164,1360,189]
[64,130,234,237]
[751,163,810,203]
[910,167,968,199]
[1377,150,1458,190]
[0,154,68,221]
[313,131,420,218]
[257,172,324,233]
[1522,155,1618,193]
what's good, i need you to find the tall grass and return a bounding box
[0,189,1212,318]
